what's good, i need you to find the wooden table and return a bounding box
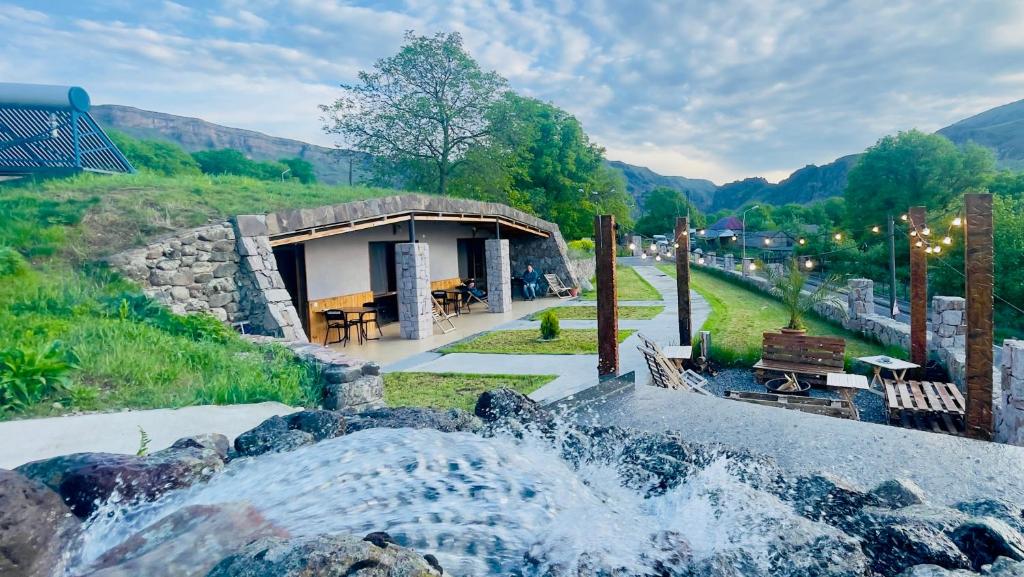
[662,345,692,371]
[857,355,920,387]
[825,373,870,421]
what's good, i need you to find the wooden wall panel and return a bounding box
[430,277,463,291]
[307,291,374,345]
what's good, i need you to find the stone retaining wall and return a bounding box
[998,340,1024,445]
[510,233,578,292]
[568,256,596,286]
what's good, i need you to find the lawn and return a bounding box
[383,372,556,412]
[656,264,895,368]
[439,328,636,355]
[581,265,661,301]
[530,305,664,320]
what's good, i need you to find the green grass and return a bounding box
[530,305,664,320]
[580,265,661,301]
[656,264,896,368]
[383,372,556,412]
[440,328,636,355]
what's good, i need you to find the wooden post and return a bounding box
[595,214,618,376]
[909,206,928,368]
[675,217,692,346]
[964,193,994,440]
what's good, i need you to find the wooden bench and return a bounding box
[753,332,846,385]
[883,379,966,436]
[724,390,856,419]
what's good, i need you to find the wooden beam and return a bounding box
[675,216,692,346]
[909,206,928,368]
[595,214,618,376]
[964,193,994,441]
[269,212,549,246]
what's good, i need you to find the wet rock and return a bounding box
[205,535,441,576]
[285,410,346,441]
[475,387,549,427]
[0,469,80,577]
[785,472,878,528]
[362,531,396,548]
[871,478,928,509]
[855,504,971,538]
[169,433,231,460]
[988,557,1024,576]
[344,406,481,434]
[955,499,1024,533]
[898,565,978,576]
[83,503,288,577]
[16,445,224,518]
[233,415,315,457]
[862,522,972,575]
[952,518,1024,570]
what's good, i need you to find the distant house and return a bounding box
[692,215,797,261]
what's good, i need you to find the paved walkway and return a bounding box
[388,265,710,403]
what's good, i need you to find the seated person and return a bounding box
[522,264,540,300]
[463,278,486,301]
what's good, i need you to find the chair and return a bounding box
[360,302,383,340]
[431,290,450,314]
[544,273,574,299]
[323,309,350,346]
[637,343,710,395]
[432,295,457,333]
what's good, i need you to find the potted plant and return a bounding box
[764,258,845,335]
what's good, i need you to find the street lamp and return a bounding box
[742,205,760,263]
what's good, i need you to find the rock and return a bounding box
[474,388,550,428]
[205,535,441,576]
[285,410,346,441]
[362,531,396,548]
[344,406,481,434]
[854,504,971,538]
[955,499,1024,533]
[952,518,1024,570]
[323,375,383,410]
[786,472,878,528]
[233,416,316,457]
[988,557,1024,576]
[16,445,224,518]
[898,565,979,576]
[83,503,288,577]
[170,433,231,460]
[863,523,972,575]
[0,469,80,577]
[871,478,928,509]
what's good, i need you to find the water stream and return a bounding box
[68,427,861,575]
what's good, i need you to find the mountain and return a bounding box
[605,160,717,214]
[709,154,860,212]
[937,98,1024,170]
[91,105,375,185]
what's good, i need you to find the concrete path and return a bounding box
[391,265,710,403]
[0,402,297,469]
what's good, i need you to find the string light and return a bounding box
[697,257,705,265]
[910,230,917,237]
[833,233,842,241]
[748,263,757,271]
[915,240,924,248]
[901,214,908,221]
[763,238,771,245]
[942,236,952,245]
[804,259,814,269]
[952,217,962,226]
[655,255,662,262]
[666,252,673,258]
[872,226,880,233]
[649,244,657,253]
[933,245,942,254]
[641,253,648,260]
[628,242,636,250]
[673,242,679,248]
[732,235,738,241]
[699,229,706,236]
[798,238,806,245]
[922,226,930,236]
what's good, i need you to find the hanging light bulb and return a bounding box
[699,229,706,236]
[804,259,814,269]
[649,244,658,253]
[933,245,942,254]
[952,217,962,227]
[748,262,757,271]
[628,242,636,250]
[798,238,806,245]
[942,236,952,245]
[901,214,908,221]
[871,226,880,233]
[697,257,705,265]
[763,237,771,245]
[655,255,662,262]
[673,242,679,248]
[834,233,842,241]
[666,251,673,258]
[910,230,917,237]
[682,230,688,237]
[922,226,930,236]
[924,246,933,254]
[915,240,924,248]
[732,235,738,241]
[641,253,648,260]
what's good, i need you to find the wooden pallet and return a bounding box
[724,390,856,419]
[883,379,966,436]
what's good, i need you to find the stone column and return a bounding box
[997,340,1024,446]
[632,235,643,257]
[724,253,735,272]
[485,238,512,313]
[707,252,717,268]
[931,296,966,351]
[396,242,432,340]
[742,257,753,276]
[846,279,874,330]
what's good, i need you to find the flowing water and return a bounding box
[67,427,859,576]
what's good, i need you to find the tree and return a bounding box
[321,31,507,195]
[634,187,704,237]
[280,158,317,184]
[844,130,995,239]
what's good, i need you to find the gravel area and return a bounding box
[704,368,886,424]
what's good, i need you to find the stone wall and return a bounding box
[485,239,512,313]
[510,233,578,293]
[568,256,596,287]
[232,216,306,341]
[997,340,1024,445]
[396,242,432,340]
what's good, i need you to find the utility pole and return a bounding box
[909,206,927,368]
[888,214,897,318]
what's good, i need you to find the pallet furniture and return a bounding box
[857,355,920,387]
[638,343,710,395]
[753,332,847,385]
[724,390,856,419]
[825,373,870,421]
[883,379,966,436]
[544,273,575,299]
[662,345,692,371]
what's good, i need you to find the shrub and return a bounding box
[539,310,561,340]
[0,340,80,412]
[0,247,27,276]
[567,238,595,259]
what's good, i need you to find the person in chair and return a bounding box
[522,264,540,300]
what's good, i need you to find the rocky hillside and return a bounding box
[605,160,717,214]
[91,105,375,185]
[937,98,1024,171]
[709,154,860,211]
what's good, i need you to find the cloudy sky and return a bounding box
[3,1,1023,183]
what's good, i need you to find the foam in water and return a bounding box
[68,427,852,576]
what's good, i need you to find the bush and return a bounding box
[0,247,27,276]
[539,310,561,340]
[0,340,79,412]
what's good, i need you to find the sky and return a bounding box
[2,1,1023,184]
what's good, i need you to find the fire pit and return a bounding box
[765,375,811,396]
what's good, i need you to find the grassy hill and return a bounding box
[0,173,400,420]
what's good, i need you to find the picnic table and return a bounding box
[883,379,966,436]
[857,355,919,387]
[825,373,870,420]
[661,345,692,371]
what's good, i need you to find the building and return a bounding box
[0,83,133,177]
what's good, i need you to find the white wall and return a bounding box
[303,221,493,300]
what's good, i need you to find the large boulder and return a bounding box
[870,478,928,509]
[285,410,346,441]
[16,444,224,518]
[0,469,80,577]
[862,522,972,575]
[81,503,288,577]
[784,472,879,528]
[169,433,231,460]
[344,406,481,434]
[233,411,347,457]
[205,534,442,576]
[474,387,550,429]
[952,517,1024,570]
[954,499,1024,533]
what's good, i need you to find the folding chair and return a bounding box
[431,295,457,334]
[543,273,574,299]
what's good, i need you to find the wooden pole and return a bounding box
[675,216,692,346]
[909,206,928,369]
[965,193,994,440]
[595,214,619,376]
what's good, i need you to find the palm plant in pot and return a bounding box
[764,258,846,335]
